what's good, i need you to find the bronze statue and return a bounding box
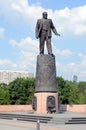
[35,11,60,56]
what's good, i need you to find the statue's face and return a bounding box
[43,12,47,19]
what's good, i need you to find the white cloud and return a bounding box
[0,58,30,72]
[56,61,79,81]
[78,53,86,66]
[12,3,22,13]
[9,37,38,52]
[9,37,39,72]
[17,51,36,71]
[74,25,86,35]
[0,0,43,26]
[53,44,73,56]
[0,59,14,70]
[0,0,86,36]
[0,27,5,38]
[78,71,86,81]
[0,59,11,65]
[59,49,73,56]
[60,62,77,75]
[56,53,86,81]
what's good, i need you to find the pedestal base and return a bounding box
[33,92,58,114]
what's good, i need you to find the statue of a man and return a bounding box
[35,11,60,56]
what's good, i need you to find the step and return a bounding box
[0,113,52,123]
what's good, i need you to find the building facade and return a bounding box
[0,70,33,84]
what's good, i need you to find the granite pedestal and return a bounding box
[32,55,58,114]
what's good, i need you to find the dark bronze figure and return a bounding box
[47,96,56,113]
[32,96,37,111]
[35,12,60,55]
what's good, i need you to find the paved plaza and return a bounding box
[0,112,86,130]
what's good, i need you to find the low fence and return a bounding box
[0,105,32,112]
[60,104,86,113]
[0,104,86,113]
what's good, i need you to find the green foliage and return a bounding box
[0,83,10,104]
[56,77,86,105]
[78,82,86,104]
[64,81,80,104]
[8,78,35,104]
[56,77,66,103]
[0,77,86,105]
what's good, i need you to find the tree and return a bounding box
[8,78,35,104]
[56,77,66,104]
[64,81,80,104]
[0,76,86,105]
[0,83,10,104]
[78,81,86,104]
[56,77,80,104]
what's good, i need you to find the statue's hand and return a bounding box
[36,35,38,39]
[36,36,39,39]
[57,33,60,36]
[36,34,39,39]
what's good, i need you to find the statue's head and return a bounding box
[42,12,48,19]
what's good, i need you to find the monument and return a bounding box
[32,12,60,114]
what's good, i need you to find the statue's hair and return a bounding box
[42,11,48,16]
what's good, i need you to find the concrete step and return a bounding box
[65,121,86,124]
[65,117,86,124]
[48,118,71,124]
[0,113,86,125]
[0,113,52,123]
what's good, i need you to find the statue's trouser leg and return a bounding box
[46,38,52,54]
[39,32,46,54]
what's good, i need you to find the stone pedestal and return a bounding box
[32,55,58,114]
[35,55,57,92]
[34,92,58,114]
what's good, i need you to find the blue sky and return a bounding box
[29,0,86,9]
[0,0,86,81]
